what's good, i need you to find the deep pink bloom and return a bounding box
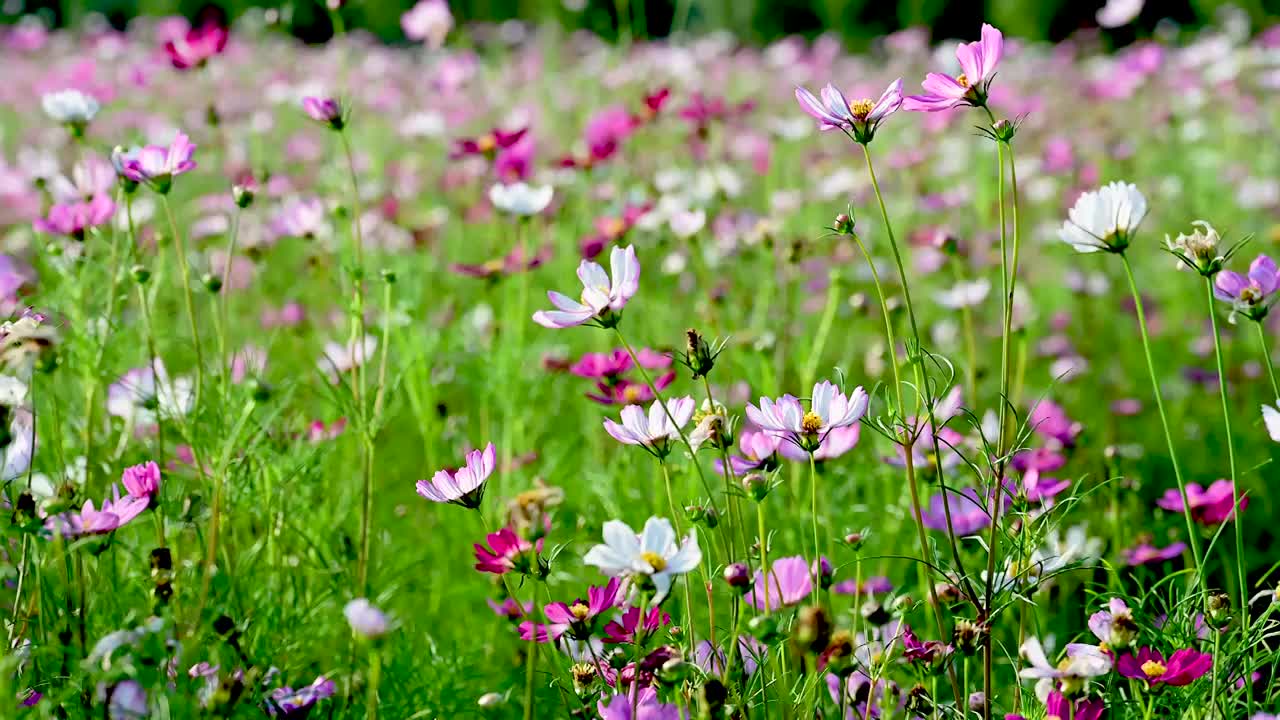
[1123,540,1186,566]
[716,429,782,476]
[579,205,650,259]
[33,194,114,239]
[520,578,621,642]
[1012,447,1067,473]
[604,605,670,644]
[473,526,542,576]
[1156,480,1246,525]
[416,443,496,509]
[494,134,535,182]
[901,626,952,665]
[922,487,1004,536]
[1117,647,1212,686]
[301,97,345,130]
[1215,255,1279,322]
[904,24,1004,112]
[1020,469,1071,504]
[744,556,813,611]
[1035,692,1104,720]
[583,106,638,165]
[46,485,149,537]
[119,132,197,194]
[452,127,527,159]
[570,348,669,379]
[586,376,675,406]
[1028,399,1082,447]
[163,23,228,69]
[794,79,903,143]
[121,461,160,500]
[486,597,533,620]
[532,245,639,329]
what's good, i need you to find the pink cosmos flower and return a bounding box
[474,526,542,576]
[270,197,327,239]
[1123,540,1187,566]
[743,556,813,611]
[121,461,160,500]
[1028,399,1081,447]
[716,429,782,476]
[532,245,639,329]
[519,578,621,643]
[1018,637,1112,699]
[33,194,114,240]
[301,97,345,131]
[1215,255,1279,322]
[904,24,1004,112]
[602,397,695,456]
[400,0,453,48]
[586,376,675,406]
[119,132,197,194]
[901,626,952,665]
[1006,692,1103,720]
[46,485,149,537]
[832,576,893,597]
[604,605,670,644]
[922,487,997,536]
[1019,469,1071,504]
[416,443,496,509]
[746,380,868,453]
[583,106,637,166]
[1156,480,1246,525]
[452,127,527,159]
[694,637,767,676]
[1117,647,1212,686]
[50,155,115,202]
[598,687,685,720]
[779,424,860,462]
[486,597,532,621]
[163,22,228,70]
[794,79,903,143]
[494,134,535,183]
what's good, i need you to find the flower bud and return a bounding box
[860,600,890,627]
[723,563,752,593]
[934,582,961,605]
[833,212,855,235]
[991,118,1017,143]
[811,556,833,590]
[232,183,255,209]
[844,531,866,550]
[820,630,855,676]
[794,605,832,654]
[344,598,390,640]
[953,619,983,656]
[891,595,915,616]
[658,658,694,684]
[683,328,716,378]
[201,272,223,294]
[747,614,782,643]
[742,472,770,502]
[1206,591,1232,629]
[131,265,151,284]
[477,692,504,708]
[381,269,397,284]
[685,503,719,529]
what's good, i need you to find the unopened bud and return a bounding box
[860,601,890,627]
[477,692,504,708]
[747,614,782,642]
[202,273,223,294]
[795,605,832,654]
[812,556,833,590]
[953,619,983,656]
[658,658,693,684]
[723,563,752,592]
[991,118,1017,143]
[684,328,717,378]
[1206,591,1232,629]
[685,503,719,529]
[833,212,855,235]
[742,472,770,502]
[844,531,866,550]
[131,265,151,284]
[232,184,255,209]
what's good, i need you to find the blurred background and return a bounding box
[3,0,1278,46]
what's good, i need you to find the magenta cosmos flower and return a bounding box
[301,97,345,131]
[746,380,868,453]
[1123,540,1187,566]
[743,555,813,612]
[474,526,542,576]
[1215,255,1279,322]
[598,687,685,720]
[519,578,621,643]
[119,132,197,194]
[904,24,1004,112]
[603,396,695,458]
[163,22,227,69]
[795,79,903,144]
[46,485,148,537]
[716,429,781,476]
[416,443,496,509]
[533,245,639,329]
[1156,480,1246,525]
[604,605,670,644]
[1117,647,1212,686]
[121,461,160,500]
[33,194,114,240]
[1006,692,1103,720]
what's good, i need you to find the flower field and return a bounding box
[3,2,1280,718]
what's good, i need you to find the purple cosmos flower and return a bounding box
[743,555,813,611]
[794,79,903,143]
[884,423,964,472]
[1010,692,1103,720]
[1215,255,1279,322]
[1012,447,1067,473]
[520,578,621,643]
[779,424,860,462]
[46,485,149,537]
[603,604,669,644]
[922,487,996,536]
[416,443,496,509]
[1020,469,1070,504]
[301,97,345,131]
[603,397,695,457]
[344,598,390,639]
[1156,480,1246,525]
[474,526,542,576]
[163,22,228,70]
[747,380,868,453]
[266,676,335,717]
[119,132,197,194]
[598,686,685,720]
[1123,540,1186,566]
[904,24,1004,111]
[487,597,532,621]
[121,461,160,500]
[33,194,115,240]
[694,637,767,676]
[716,429,781,476]
[832,576,893,597]
[1028,399,1081,448]
[1117,647,1212,686]
[901,625,952,666]
[533,245,640,329]
[1089,598,1139,650]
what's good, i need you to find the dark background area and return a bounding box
[5,0,1279,46]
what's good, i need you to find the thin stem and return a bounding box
[161,194,205,406]
[1121,254,1204,580]
[218,205,243,399]
[808,452,820,593]
[1206,277,1247,640]
[860,144,919,342]
[1257,321,1280,400]
[702,375,746,559]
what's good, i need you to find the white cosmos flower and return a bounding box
[1059,181,1147,254]
[1096,0,1143,28]
[489,182,553,216]
[583,516,701,602]
[603,397,695,455]
[319,337,377,383]
[1019,636,1112,702]
[669,209,706,238]
[41,89,100,125]
[935,278,991,309]
[1263,401,1280,442]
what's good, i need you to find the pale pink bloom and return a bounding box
[119,132,197,193]
[416,443,496,509]
[904,24,1004,112]
[746,380,868,452]
[401,0,453,48]
[603,397,696,454]
[532,245,639,329]
[319,337,377,383]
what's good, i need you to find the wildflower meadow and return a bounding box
[5,1,1280,718]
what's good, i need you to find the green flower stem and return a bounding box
[160,194,206,407]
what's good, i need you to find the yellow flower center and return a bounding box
[1241,287,1262,304]
[603,218,626,237]
[569,602,591,620]
[850,98,875,119]
[956,74,970,88]
[801,411,823,434]
[478,135,496,152]
[640,551,667,572]
[623,385,642,403]
[482,258,505,272]
[1141,660,1167,677]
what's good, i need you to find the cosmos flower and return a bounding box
[1097,0,1144,28]
[1215,255,1279,322]
[265,676,335,717]
[50,155,116,203]
[743,556,813,611]
[1265,401,1280,442]
[603,604,669,644]
[1028,400,1082,448]
[301,97,345,131]
[602,397,695,457]
[163,22,228,69]
[41,89,99,128]
[935,278,991,309]
[532,245,639,329]
[794,79,903,143]
[401,0,453,48]
[921,487,996,536]
[694,637,767,676]
[474,526,543,576]
[746,380,868,453]
[1123,540,1187,566]
[1089,597,1139,650]
[416,443,496,509]
[1006,692,1104,720]
[46,485,149,537]
[1059,181,1148,254]
[106,361,194,428]
[520,578,621,643]
[33,194,115,240]
[489,182,553,216]
[318,337,377,383]
[716,429,781,476]
[1116,647,1212,686]
[778,424,860,462]
[118,132,197,194]
[1156,480,1246,524]
[450,244,550,280]
[583,517,701,602]
[120,461,160,500]
[904,24,1003,111]
[597,686,686,720]
[832,576,893,597]
[452,127,527,159]
[344,598,390,639]
[1018,637,1112,701]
